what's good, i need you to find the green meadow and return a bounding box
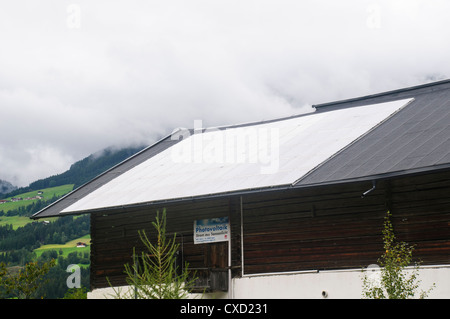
[34,234,91,265]
[0,184,73,229]
[0,215,33,229]
[0,184,74,212]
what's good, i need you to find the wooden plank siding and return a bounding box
[90,169,450,289]
[241,183,387,274]
[90,197,241,290]
[242,170,450,275]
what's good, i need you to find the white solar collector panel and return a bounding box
[62,98,412,213]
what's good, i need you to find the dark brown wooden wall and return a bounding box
[242,170,450,274]
[91,169,450,289]
[242,182,386,274]
[90,197,241,289]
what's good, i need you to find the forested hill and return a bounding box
[0,144,147,298]
[2,145,146,199]
[0,180,17,195]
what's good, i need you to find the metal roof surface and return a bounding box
[31,79,450,219]
[296,81,450,186]
[58,98,410,214]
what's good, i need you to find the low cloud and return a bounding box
[1,0,449,186]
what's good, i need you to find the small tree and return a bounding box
[0,259,56,299]
[63,287,88,299]
[362,211,435,299]
[110,209,197,299]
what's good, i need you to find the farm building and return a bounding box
[32,79,450,298]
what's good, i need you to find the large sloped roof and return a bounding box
[32,79,450,218]
[297,79,450,186]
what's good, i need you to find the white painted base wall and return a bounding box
[88,266,450,299]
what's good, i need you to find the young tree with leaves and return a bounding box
[362,211,435,299]
[110,209,197,299]
[0,259,56,299]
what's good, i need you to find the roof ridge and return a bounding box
[313,79,450,109]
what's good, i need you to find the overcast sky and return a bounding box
[1,0,450,187]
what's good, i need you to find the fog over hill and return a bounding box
[1,145,145,199]
[2,1,450,188]
[0,179,17,195]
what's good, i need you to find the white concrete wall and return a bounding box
[88,266,450,299]
[87,285,227,299]
[233,266,450,299]
[88,285,133,299]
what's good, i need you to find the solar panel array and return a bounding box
[62,98,411,213]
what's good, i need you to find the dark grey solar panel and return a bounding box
[296,80,450,186]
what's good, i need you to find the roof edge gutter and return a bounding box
[292,164,450,190]
[31,132,178,220]
[51,184,294,216]
[40,164,450,218]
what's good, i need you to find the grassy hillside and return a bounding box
[3,145,145,200]
[0,184,74,213]
[0,146,144,298]
[0,215,40,229]
[0,184,73,229]
[34,234,90,261]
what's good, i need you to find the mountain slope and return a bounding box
[0,179,17,195]
[1,145,146,199]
